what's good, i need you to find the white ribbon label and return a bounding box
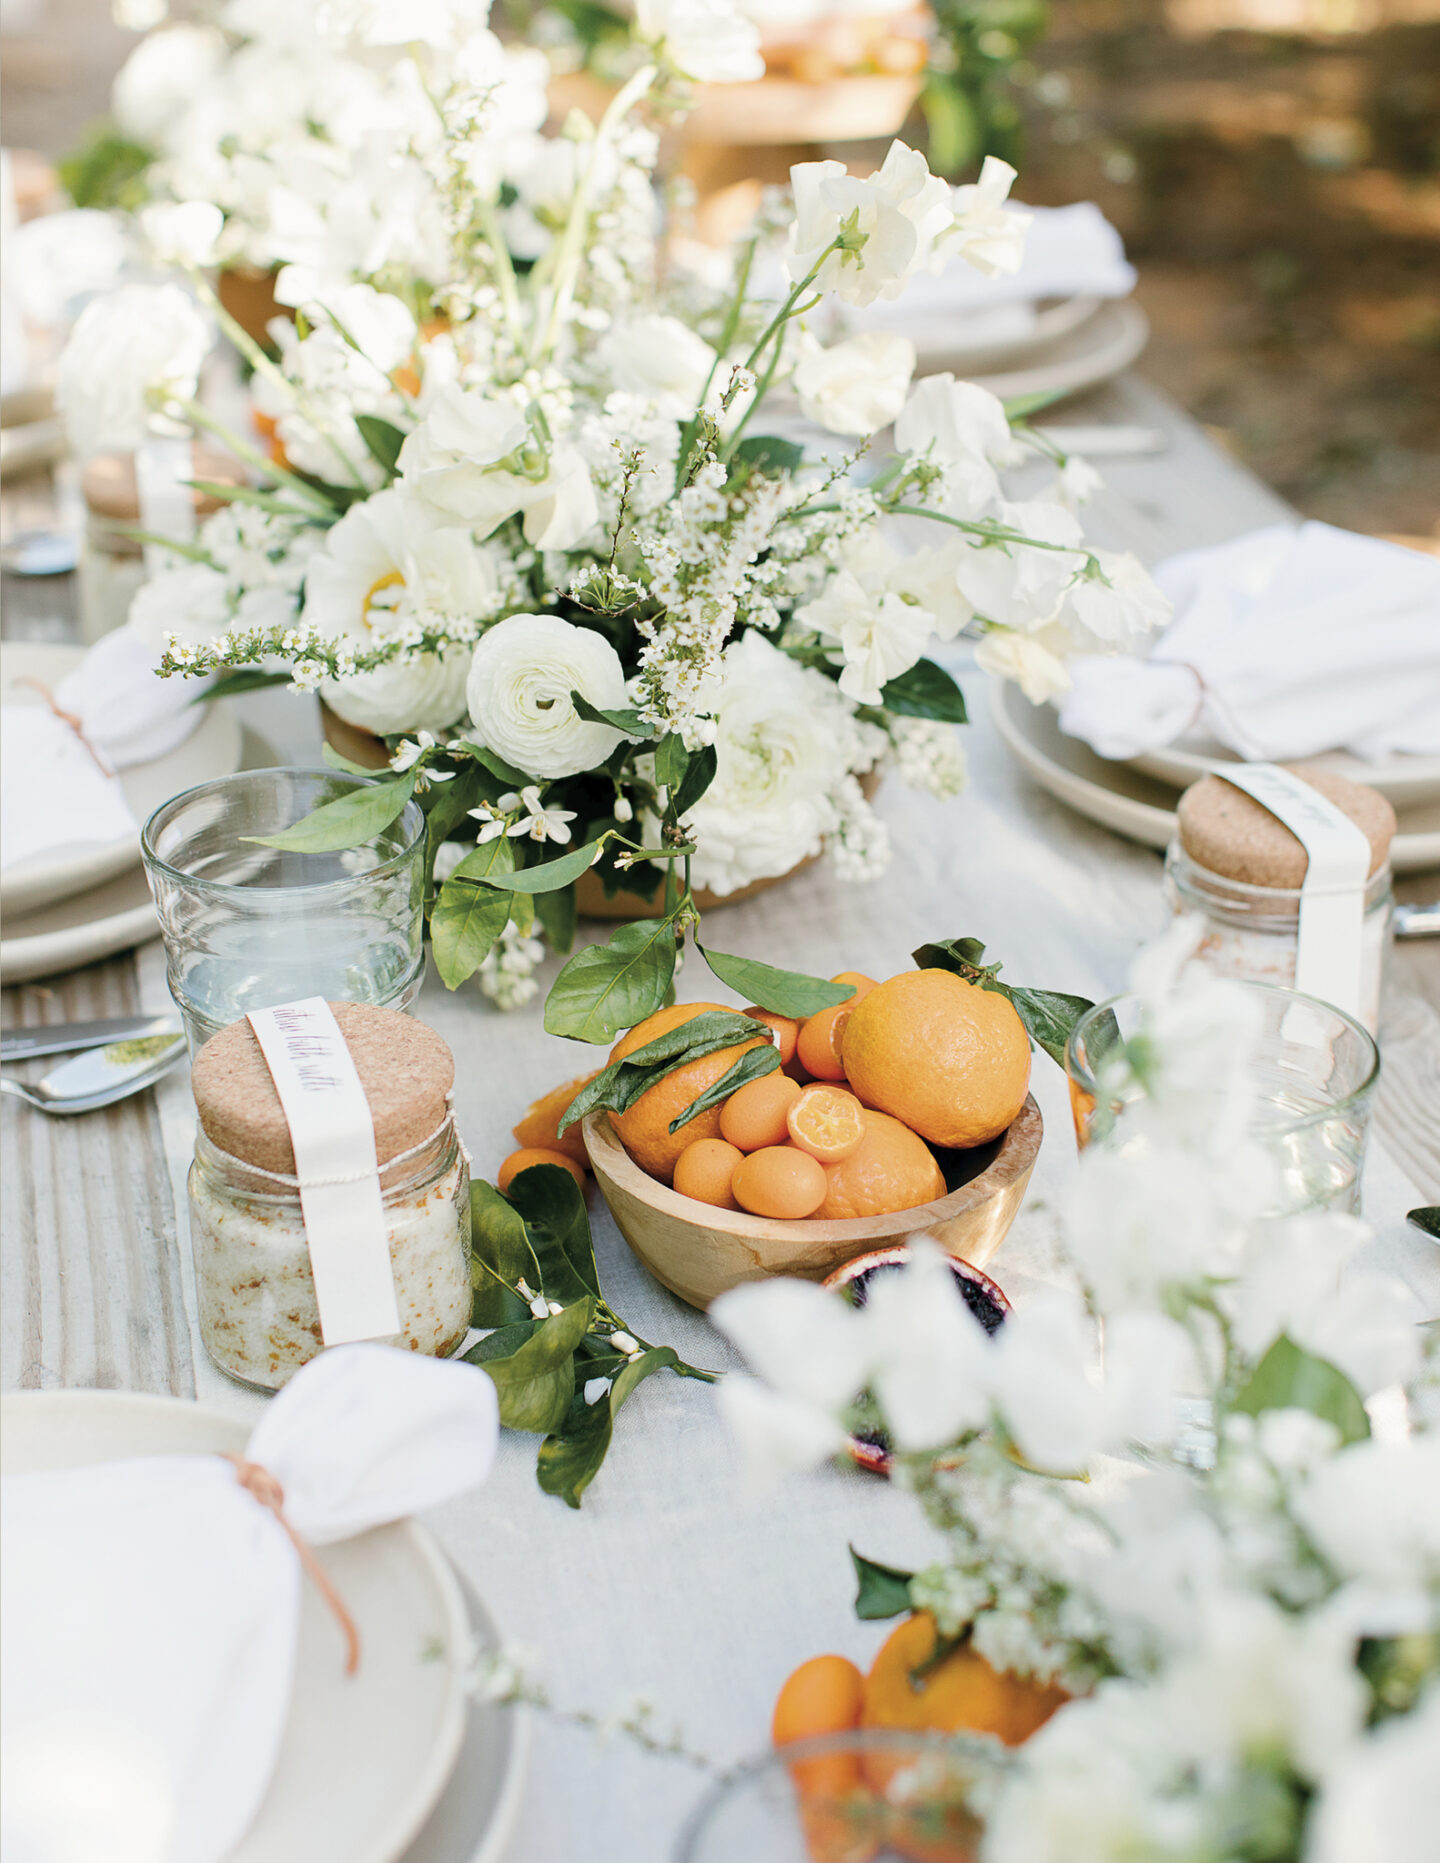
[246,998,400,1346]
[134,437,197,578]
[1214,764,1371,1019]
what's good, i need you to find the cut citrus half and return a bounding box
[787,1085,867,1163]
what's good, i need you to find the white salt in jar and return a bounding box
[188,1002,471,1390]
[1165,764,1395,1034]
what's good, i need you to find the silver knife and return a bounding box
[0,1014,183,1061]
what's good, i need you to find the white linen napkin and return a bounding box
[855,199,1137,346]
[0,627,210,872]
[1057,522,1440,762]
[0,1345,499,1863]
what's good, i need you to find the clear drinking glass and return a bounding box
[1064,981,1380,1216]
[675,1730,1006,1863]
[142,768,427,1053]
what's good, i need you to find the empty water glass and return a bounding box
[142,768,427,1054]
[1064,980,1379,1217]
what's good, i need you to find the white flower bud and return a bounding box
[609,1331,639,1356]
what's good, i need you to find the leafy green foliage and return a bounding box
[881,658,969,724]
[699,945,854,1018]
[1407,1207,1440,1240]
[466,838,606,895]
[464,1162,713,1505]
[195,668,295,704]
[243,773,416,853]
[922,0,1050,178]
[667,1043,780,1135]
[535,882,578,956]
[1231,1336,1371,1447]
[654,734,718,818]
[851,1547,917,1620]
[557,1009,770,1132]
[58,120,155,211]
[732,434,806,476]
[431,836,516,987]
[354,414,406,477]
[544,917,679,1044]
[913,935,1094,1068]
[570,690,655,738]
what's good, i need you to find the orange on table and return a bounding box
[796,1003,854,1082]
[842,971,1031,1150]
[744,1006,800,1068]
[609,1003,768,1185]
[787,1086,867,1163]
[830,972,877,999]
[512,1070,601,1168]
[673,1137,744,1209]
[720,1071,803,1151]
[773,1656,875,1863]
[497,1147,586,1193]
[862,1613,1068,1747]
[732,1146,828,1219]
[817,1111,944,1220]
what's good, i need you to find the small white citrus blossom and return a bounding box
[788,141,955,308]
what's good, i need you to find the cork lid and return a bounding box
[83,446,247,524]
[192,1002,455,1175]
[1178,763,1396,889]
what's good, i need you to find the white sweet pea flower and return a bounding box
[1065,549,1172,652]
[276,279,418,376]
[953,498,1088,630]
[466,614,632,779]
[634,0,764,84]
[793,331,916,437]
[862,1240,994,1452]
[795,567,933,705]
[596,315,718,418]
[947,156,1031,277]
[55,284,210,457]
[112,24,227,142]
[973,624,1073,703]
[1310,1690,1440,1863]
[894,372,1014,514]
[1293,1436,1440,1598]
[788,141,954,308]
[139,200,224,269]
[711,1277,870,1411]
[715,1375,848,1494]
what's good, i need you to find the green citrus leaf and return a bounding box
[242,773,416,853]
[699,945,854,1017]
[1231,1335,1370,1447]
[544,917,679,1044]
[430,836,515,988]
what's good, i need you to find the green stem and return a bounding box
[168,395,336,517]
[675,233,759,494]
[476,198,529,361]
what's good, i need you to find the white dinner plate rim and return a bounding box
[991,680,1440,874]
[961,298,1150,404]
[1128,737,1440,807]
[878,291,1106,371]
[0,1388,474,1863]
[0,875,160,983]
[1,641,243,916]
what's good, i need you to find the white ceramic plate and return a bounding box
[964,299,1150,405]
[0,863,161,984]
[992,680,1440,874]
[1128,735,1440,810]
[1,1390,477,1863]
[1,641,244,916]
[867,293,1104,373]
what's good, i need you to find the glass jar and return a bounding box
[189,1112,472,1391]
[1164,842,1393,1035]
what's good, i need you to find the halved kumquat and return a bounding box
[787,1086,867,1163]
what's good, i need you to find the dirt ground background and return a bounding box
[4,0,1437,538]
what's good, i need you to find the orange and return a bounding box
[788,1086,867,1163]
[497,1147,586,1193]
[774,1653,866,1747]
[862,1613,1068,1747]
[817,1112,944,1220]
[512,1071,600,1168]
[744,1006,800,1068]
[609,1003,768,1185]
[673,1137,744,1209]
[733,1146,828,1218]
[797,1003,854,1082]
[831,972,877,999]
[774,1657,874,1863]
[720,1072,803,1151]
[842,971,1031,1150]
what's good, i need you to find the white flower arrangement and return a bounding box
[90,0,1169,1022]
[712,930,1437,1862]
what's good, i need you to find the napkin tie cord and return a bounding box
[12,675,114,775]
[223,1453,361,1676]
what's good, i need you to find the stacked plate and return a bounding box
[991,680,1440,874]
[1,1391,527,1863]
[0,642,244,984]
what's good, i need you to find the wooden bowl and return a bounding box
[582,1096,1042,1310]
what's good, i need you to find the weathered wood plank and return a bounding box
[0,958,194,1395]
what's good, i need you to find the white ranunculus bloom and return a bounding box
[635,0,765,84]
[55,284,210,457]
[128,562,232,650]
[788,141,954,308]
[596,315,718,418]
[793,331,916,437]
[112,24,228,141]
[466,614,631,779]
[948,156,1031,277]
[796,566,933,705]
[974,623,1073,703]
[681,631,880,895]
[322,647,472,736]
[300,488,499,642]
[139,201,224,270]
[894,372,1013,514]
[275,279,418,375]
